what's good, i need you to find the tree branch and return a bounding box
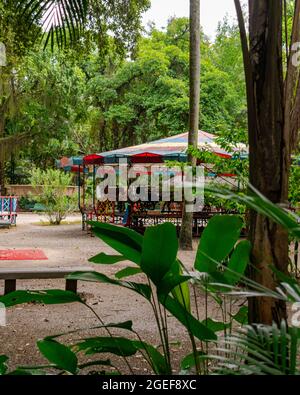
[285,0,300,151]
[234,0,254,121]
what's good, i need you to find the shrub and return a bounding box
[30,168,77,225]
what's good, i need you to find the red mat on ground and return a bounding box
[0,249,48,261]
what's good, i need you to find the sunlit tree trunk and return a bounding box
[180,0,200,250]
[235,0,294,325]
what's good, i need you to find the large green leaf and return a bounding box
[158,272,191,299]
[37,340,78,374]
[90,222,143,265]
[48,321,134,341]
[200,318,231,333]
[181,351,206,371]
[224,240,251,285]
[170,260,191,311]
[74,337,138,357]
[115,267,142,279]
[0,290,82,307]
[0,356,8,375]
[74,337,169,374]
[195,215,243,273]
[157,263,191,311]
[141,223,178,285]
[67,271,151,300]
[8,368,46,375]
[89,253,127,265]
[172,282,191,312]
[231,306,248,325]
[132,341,170,375]
[159,295,217,341]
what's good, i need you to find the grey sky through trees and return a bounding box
[143,0,237,38]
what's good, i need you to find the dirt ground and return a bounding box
[0,213,228,374]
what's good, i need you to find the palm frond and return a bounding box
[17,0,88,49]
[209,322,300,375]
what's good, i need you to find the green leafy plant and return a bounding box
[67,221,218,374]
[0,211,252,375]
[289,164,300,210]
[1,188,300,375]
[30,168,77,225]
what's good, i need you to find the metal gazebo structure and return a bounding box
[57,131,248,235]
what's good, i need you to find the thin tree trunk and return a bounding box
[0,106,6,196]
[0,61,8,196]
[180,0,200,250]
[286,0,300,151]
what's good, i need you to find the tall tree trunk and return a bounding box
[235,0,289,325]
[0,107,6,196]
[0,61,9,196]
[180,0,200,250]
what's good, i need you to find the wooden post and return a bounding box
[66,279,78,293]
[5,279,16,295]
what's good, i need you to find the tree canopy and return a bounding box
[1,11,248,185]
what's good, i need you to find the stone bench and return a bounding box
[0,266,92,295]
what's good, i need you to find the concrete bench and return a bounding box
[0,266,92,295]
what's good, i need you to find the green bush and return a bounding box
[289,164,300,210]
[30,168,77,225]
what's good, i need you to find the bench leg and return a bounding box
[66,279,77,293]
[5,279,16,295]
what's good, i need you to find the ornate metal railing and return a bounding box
[0,196,18,225]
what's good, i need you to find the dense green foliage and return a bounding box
[7,51,86,167]
[1,15,247,183]
[289,164,300,210]
[1,1,299,210]
[0,0,150,184]
[87,18,247,152]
